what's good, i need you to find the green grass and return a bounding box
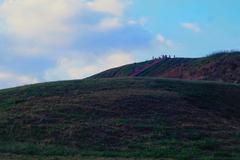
[0,78,239,159]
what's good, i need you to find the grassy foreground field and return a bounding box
[0,154,166,160]
[0,78,239,160]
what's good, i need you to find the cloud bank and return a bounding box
[0,70,38,89]
[0,0,154,88]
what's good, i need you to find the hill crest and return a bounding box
[92,51,240,83]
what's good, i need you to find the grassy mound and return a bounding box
[0,78,239,159]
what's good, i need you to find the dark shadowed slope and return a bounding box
[0,78,240,159]
[92,51,240,83]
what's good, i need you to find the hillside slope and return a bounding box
[0,78,239,159]
[92,51,240,83]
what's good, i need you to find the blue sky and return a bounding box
[0,0,239,88]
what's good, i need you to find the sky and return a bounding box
[0,0,239,89]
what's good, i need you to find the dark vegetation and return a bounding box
[92,51,240,83]
[0,78,239,159]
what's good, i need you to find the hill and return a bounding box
[92,51,240,83]
[0,78,239,160]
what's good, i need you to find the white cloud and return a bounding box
[44,51,134,81]
[87,0,125,16]
[0,0,80,39]
[155,34,174,48]
[128,17,147,26]
[181,22,201,32]
[0,0,131,56]
[0,0,83,55]
[0,71,38,89]
[97,17,122,31]
[96,16,147,31]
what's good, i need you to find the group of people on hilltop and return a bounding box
[152,54,176,60]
